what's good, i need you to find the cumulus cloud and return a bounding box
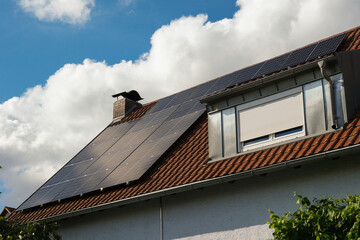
[1,0,360,208]
[18,0,95,24]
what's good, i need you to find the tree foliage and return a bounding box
[268,193,360,240]
[0,165,61,240]
[0,217,61,240]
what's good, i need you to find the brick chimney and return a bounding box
[112,91,143,122]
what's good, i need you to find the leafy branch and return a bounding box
[268,193,360,240]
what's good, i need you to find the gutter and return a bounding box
[33,143,360,223]
[200,55,337,104]
[318,60,338,129]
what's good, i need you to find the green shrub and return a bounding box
[268,193,360,240]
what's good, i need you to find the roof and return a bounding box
[9,25,360,223]
[1,207,15,218]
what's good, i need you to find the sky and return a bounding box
[0,0,360,211]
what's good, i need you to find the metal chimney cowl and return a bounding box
[113,98,142,122]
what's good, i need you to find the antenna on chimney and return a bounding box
[112,90,143,102]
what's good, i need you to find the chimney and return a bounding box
[112,90,143,122]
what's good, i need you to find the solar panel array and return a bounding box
[18,33,346,210]
[209,33,346,90]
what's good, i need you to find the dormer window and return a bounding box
[206,67,347,162]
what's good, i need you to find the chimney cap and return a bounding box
[112,90,143,102]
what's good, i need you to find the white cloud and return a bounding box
[1,0,360,208]
[18,0,95,24]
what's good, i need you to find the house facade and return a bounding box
[9,26,360,240]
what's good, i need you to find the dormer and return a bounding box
[202,50,360,162]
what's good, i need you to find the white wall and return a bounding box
[59,199,160,240]
[58,153,360,240]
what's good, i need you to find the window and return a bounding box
[237,87,305,151]
[208,108,237,160]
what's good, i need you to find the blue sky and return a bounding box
[0,0,359,211]
[0,0,237,103]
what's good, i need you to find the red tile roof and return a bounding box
[1,207,15,218]
[9,25,360,223]
[338,26,360,51]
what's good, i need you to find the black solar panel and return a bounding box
[44,160,94,187]
[59,104,179,199]
[189,80,218,100]
[164,88,195,109]
[17,120,140,210]
[207,73,237,94]
[17,187,49,210]
[148,87,196,114]
[35,181,70,208]
[229,63,263,86]
[99,109,205,189]
[253,53,291,79]
[147,94,176,114]
[83,148,132,175]
[206,64,262,96]
[306,33,346,61]
[73,172,108,195]
[280,43,316,69]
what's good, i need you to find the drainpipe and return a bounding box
[160,197,164,240]
[318,60,338,129]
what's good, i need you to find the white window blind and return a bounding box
[238,90,304,142]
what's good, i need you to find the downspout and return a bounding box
[160,197,164,240]
[318,60,338,129]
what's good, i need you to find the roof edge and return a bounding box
[31,143,360,223]
[201,55,337,104]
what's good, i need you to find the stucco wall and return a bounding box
[58,153,360,240]
[59,199,160,240]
